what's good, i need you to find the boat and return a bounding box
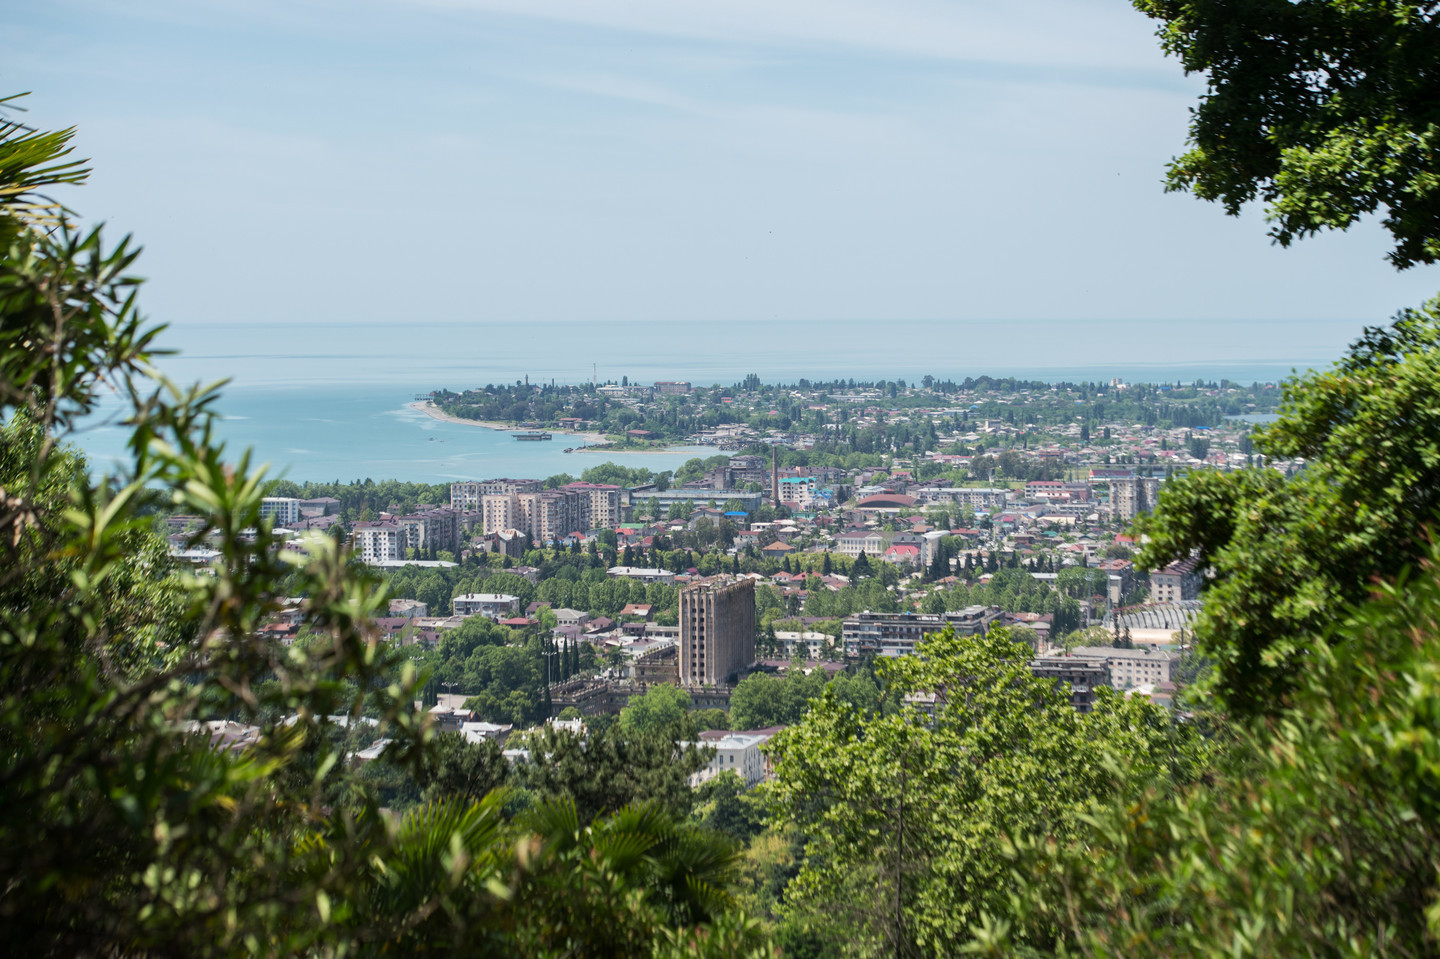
[514,431,552,441]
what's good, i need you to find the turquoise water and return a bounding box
[69,318,1362,482]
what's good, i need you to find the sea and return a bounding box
[68,318,1363,484]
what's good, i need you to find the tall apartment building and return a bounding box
[1110,475,1161,521]
[842,606,1000,658]
[260,497,303,527]
[653,381,692,395]
[351,521,406,564]
[480,482,623,543]
[679,578,756,686]
[396,507,460,555]
[778,476,818,508]
[560,482,624,529]
[451,478,543,510]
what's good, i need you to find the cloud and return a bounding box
[400,0,1168,71]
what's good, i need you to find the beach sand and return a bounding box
[407,401,607,445]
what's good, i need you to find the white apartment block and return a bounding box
[260,497,303,527]
[607,566,676,585]
[452,593,521,620]
[689,732,769,786]
[912,487,1011,510]
[351,522,406,564]
[775,630,835,660]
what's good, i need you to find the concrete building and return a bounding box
[1150,557,1201,603]
[559,481,624,529]
[396,507,461,555]
[389,598,428,618]
[482,483,623,544]
[775,630,836,660]
[688,732,769,786]
[842,606,1001,658]
[452,593,521,620]
[1029,657,1110,712]
[679,578,756,686]
[260,497,303,527]
[351,521,406,564]
[835,529,888,559]
[451,478,543,511]
[607,566,676,585]
[625,487,764,515]
[1110,475,1161,521]
[778,476,818,508]
[1070,645,1181,689]
[912,487,1010,510]
[654,380,692,395]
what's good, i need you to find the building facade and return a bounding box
[351,521,406,564]
[260,497,303,527]
[451,478,543,511]
[679,578,756,686]
[451,593,521,620]
[1028,658,1110,712]
[842,606,1000,658]
[1150,557,1201,603]
[1070,645,1180,689]
[1110,475,1161,521]
[912,487,1010,510]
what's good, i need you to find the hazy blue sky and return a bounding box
[11,0,1440,328]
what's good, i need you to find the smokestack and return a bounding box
[771,445,779,505]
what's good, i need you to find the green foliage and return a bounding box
[1138,299,1440,715]
[696,771,768,845]
[728,669,829,730]
[994,544,1440,956]
[516,723,711,826]
[335,792,771,957]
[1134,0,1440,268]
[764,627,1179,957]
[0,99,764,956]
[620,683,692,734]
[416,731,511,805]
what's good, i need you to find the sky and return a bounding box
[10,0,1440,330]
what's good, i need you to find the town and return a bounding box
[156,373,1288,781]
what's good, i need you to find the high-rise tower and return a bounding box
[679,578,756,686]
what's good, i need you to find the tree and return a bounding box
[618,683,692,734]
[728,669,827,730]
[1139,301,1440,715]
[988,543,1440,956]
[416,732,511,805]
[516,723,710,825]
[765,628,1177,956]
[0,98,428,952]
[1134,0,1440,269]
[0,98,761,955]
[342,792,770,957]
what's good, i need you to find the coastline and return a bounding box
[407,401,607,445]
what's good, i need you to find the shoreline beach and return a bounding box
[408,401,607,445]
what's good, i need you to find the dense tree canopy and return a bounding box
[1135,0,1440,268]
[1138,297,1440,714]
